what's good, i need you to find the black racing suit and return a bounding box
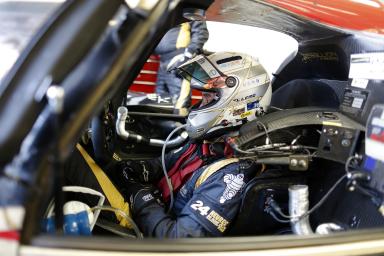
[126,142,258,237]
[154,21,209,96]
[64,142,258,238]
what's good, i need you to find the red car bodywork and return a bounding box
[0,231,19,241]
[130,55,203,103]
[130,55,160,94]
[266,0,384,35]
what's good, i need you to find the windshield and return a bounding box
[0,0,64,82]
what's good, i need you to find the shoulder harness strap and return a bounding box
[76,144,132,229]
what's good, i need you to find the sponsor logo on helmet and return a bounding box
[245,77,261,87]
[244,74,269,87]
[197,58,206,64]
[233,107,245,116]
[209,69,218,76]
[233,93,257,102]
[240,111,252,119]
[218,59,243,69]
[247,101,259,110]
[197,127,205,133]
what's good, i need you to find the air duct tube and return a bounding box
[289,185,314,235]
[116,106,188,147]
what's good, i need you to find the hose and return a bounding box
[161,124,188,214]
[116,106,188,147]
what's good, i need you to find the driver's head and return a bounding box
[175,52,272,139]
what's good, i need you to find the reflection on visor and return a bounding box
[176,56,224,90]
[203,76,226,90]
[200,91,219,107]
[177,63,211,84]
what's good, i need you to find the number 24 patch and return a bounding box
[190,200,229,233]
[191,200,210,216]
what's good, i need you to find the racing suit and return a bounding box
[154,21,209,96]
[120,142,259,237]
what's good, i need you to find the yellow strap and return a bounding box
[195,158,239,189]
[175,79,191,116]
[76,144,132,228]
[176,22,191,49]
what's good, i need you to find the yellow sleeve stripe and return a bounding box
[76,143,132,228]
[175,79,191,114]
[176,22,191,49]
[195,158,239,189]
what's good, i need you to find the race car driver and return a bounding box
[110,52,273,237]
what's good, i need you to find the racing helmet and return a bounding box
[175,51,271,139]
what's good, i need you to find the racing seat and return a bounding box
[226,168,307,236]
[271,79,347,109]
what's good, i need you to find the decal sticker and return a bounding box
[349,52,384,80]
[220,174,244,203]
[179,185,188,198]
[112,153,122,162]
[247,101,259,110]
[218,59,243,69]
[197,57,205,65]
[147,94,171,104]
[300,51,339,63]
[190,200,229,233]
[233,93,257,102]
[206,210,229,233]
[244,74,268,87]
[142,194,154,202]
[233,107,245,116]
[191,200,211,216]
[351,78,369,89]
[199,58,219,78]
[209,70,218,77]
[340,89,369,116]
[240,111,252,119]
[366,105,384,161]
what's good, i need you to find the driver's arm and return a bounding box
[131,161,257,238]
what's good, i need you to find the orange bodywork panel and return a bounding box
[266,0,384,35]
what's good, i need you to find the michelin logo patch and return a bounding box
[220,174,244,203]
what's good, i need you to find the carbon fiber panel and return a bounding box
[236,107,365,147]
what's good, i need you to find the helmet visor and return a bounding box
[200,91,219,108]
[176,56,224,91]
